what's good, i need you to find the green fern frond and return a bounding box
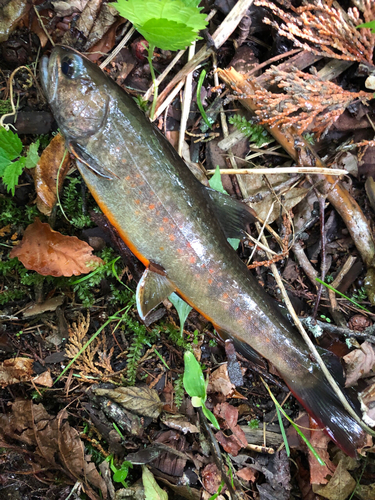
[228,115,271,147]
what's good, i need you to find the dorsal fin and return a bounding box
[206,187,257,239]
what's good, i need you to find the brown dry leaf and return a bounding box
[160,414,199,434]
[0,400,107,499]
[252,187,309,223]
[343,341,375,386]
[308,430,336,485]
[201,463,223,495]
[92,385,163,419]
[33,133,71,216]
[236,467,257,483]
[208,363,235,397]
[358,381,375,427]
[356,483,375,500]
[52,0,90,16]
[214,402,248,456]
[0,358,33,388]
[313,459,356,500]
[10,218,103,277]
[23,295,65,318]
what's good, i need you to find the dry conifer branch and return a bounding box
[241,67,374,138]
[218,67,375,269]
[254,0,375,64]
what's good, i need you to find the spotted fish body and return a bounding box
[40,46,366,456]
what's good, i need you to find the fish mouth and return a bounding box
[39,52,59,103]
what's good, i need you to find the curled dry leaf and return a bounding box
[313,459,356,500]
[214,402,248,456]
[208,363,236,397]
[343,341,375,387]
[10,218,103,277]
[308,429,336,485]
[92,385,163,419]
[0,400,107,499]
[0,357,53,388]
[33,133,71,216]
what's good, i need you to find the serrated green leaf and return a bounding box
[138,18,199,51]
[110,0,207,50]
[183,351,206,400]
[25,140,40,169]
[0,127,22,161]
[3,157,27,195]
[0,153,12,176]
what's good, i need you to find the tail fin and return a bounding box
[283,367,366,457]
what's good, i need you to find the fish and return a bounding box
[40,45,367,456]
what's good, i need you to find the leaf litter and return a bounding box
[1,0,375,498]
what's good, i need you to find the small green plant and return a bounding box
[208,480,225,500]
[320,314,331,323]
[197,70,214,129]
[228,115,271,147]
[262,378,325,465]
[110,0,207,119]
[106,455,133,487]
[183,351,220,429]
[168,292,192,337]
[209,166,240,249]
[61,176,93,229]
[316,277,371,313]
[173,374,184,408]
[248,418,260,429]
[0,127,40,195]
[357,20,375,32]
[352,286,367,303]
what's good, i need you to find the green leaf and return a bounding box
[209,166,240,249]
[201,403,220,429]
[110,0,207,50]
[168,292,192,336]
[357,20,375,33]
[208,165,227,194]
[142,465,168,500]
[191,395,203,407]
[3,157,27,195]
[138,18,199,51]
[0,127,22,161]
[25,140,40,169]
[183,351,206,400]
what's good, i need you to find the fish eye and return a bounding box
[61,55,81,78]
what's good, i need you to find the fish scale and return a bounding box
[40,45,367,456]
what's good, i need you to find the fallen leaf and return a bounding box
[33,133,71,216]
[308,430,336,485]
[236,467,257,483]
[201,463,223,495]
[23,295,65,317]
[214,402,248,456]
[358,381,375,427]
[208,363,235,397]
[52,0,90,16]
[142,465,168,500]
[160,414,199,434]
[10,218,103,277]
[92,385,163,419]
[313,459,356,500]
[0,357,33,387]
[343,341,375,386]
[0,401,107,499]
[33,370,53,387]
[355,483,375,500]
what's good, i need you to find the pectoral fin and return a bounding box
[136,266,175,320]
[206,188,257,239]
[70,141,119,180]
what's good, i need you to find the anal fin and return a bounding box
[136,266,175,321]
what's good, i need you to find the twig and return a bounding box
[258,233,375,438]
[206,167,348,176]
[292,242,318,288]
[99,23,134,69]
[245,48,301,77]
[153,79,186,120]
[328,256,357,312]
[312,196,327,321]
[33,6,55,47]
[178,42,195,157]
[155,0,254,114]
[302,318,375,344]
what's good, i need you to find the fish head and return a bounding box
[40,45,110,141]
